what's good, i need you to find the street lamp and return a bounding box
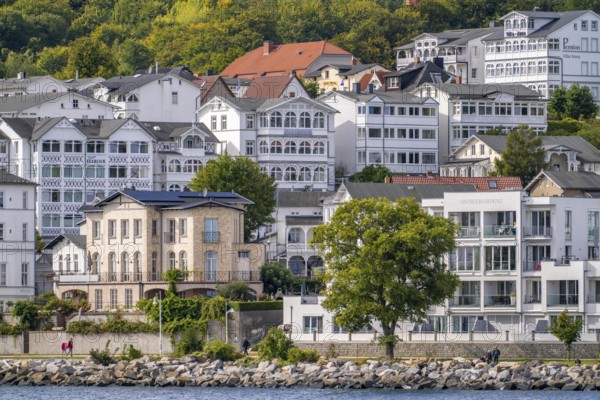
[225,301,235,344]
[153,293,163,356]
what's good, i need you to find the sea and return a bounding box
[0,386,597,400]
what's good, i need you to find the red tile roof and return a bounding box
[358,71,390,91]
[220,41,351,79]
[390,176,522,191]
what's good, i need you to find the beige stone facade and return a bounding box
[54,191,265,308]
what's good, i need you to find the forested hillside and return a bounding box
[0,0,598,79]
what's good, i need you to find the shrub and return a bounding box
[121,344,143,361]
[286,348,319,364]
[257,327,294,361]
[66,319,158,334]
[203,341,239,361]
[66,320,101,334]
[325,343,338,359]
[90,341,117,366]
[0,323,24,335]
[174,326,204,357]
[229,301,283,312]
[218,281,255,301]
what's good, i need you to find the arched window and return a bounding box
[528,39,537,51]
[183,160,202,173]
[122,252,130,281]
[184,135,203,149]
[299,112,311,128]
[538,61,547,74]
[180,251,188,272]
[513,40,519,51]
[205,251,217,281]
[538,84,547,97]
[506,41,512,52]
[117,94,126,102]
[313,167,326,182]
[288,227,304,243]
[527,61,536,75]
[168,184,181,192]
[299,141,311,154]
[259,112,268,127]
[270,140,282,154]
[270,111,282,127]
[513,19,518,29]
[168,251,176,270]
[313,112,325,129]
[168,159,181,173]
[512,63,519,75]
[506,63,513,76]
[285,166,297,181]
[486,64,495,77]
[520,19,526,29]
[284,141,296,154]
[520,40,526,51]
[161,159,166,173]
[92,252,100,274]
[299,167,311,181]
[260,166,268,175]
[133,252,141,280]
[289,256,305,276]
[505,20,511,29]
[270,167,282,181]
[423,49,430,58]
[259,140,268,154]
[108,252,116,282]
[520,62,526,75]
[495,63,504,76]
[313,141,325,155]
[431,49,437,56]
[284,111,297,128]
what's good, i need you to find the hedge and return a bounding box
[229,301,283,312]
[546,120,583,135]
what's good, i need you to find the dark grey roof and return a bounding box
[100,67,198,93]
[0,75,50,90]
[0,168,36,185]
[0,92,112,114]
[528,171,600,191]
[44,234,87,250]
[277,191,335,208]
[0,118,36,138]
[342,182,477,201]
[386,61,454,92]
[139,122,218,143]
[424,83,542,99]
[395,27,500,50]
[286,216,323,225]
[485,10,591,40]
[94,189,253,209]
[321,90,427,104]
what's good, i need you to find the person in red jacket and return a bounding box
[66,338,73,357]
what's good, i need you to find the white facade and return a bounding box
[0,92,116,120]
[45,236,87,282]
[483,10,600,101]
[0,75,68,97]
[0,172,36,308]
[320,90,439,175]
[412,83,547,162]
[197,96,337,191]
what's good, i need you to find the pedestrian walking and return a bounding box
[492,347,500,364]
[242,337,250,356]
[60,342,66,356]
[67,338,73,357]
[486,349,493,364]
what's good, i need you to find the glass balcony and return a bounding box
[484,295,516,307]
[484,225,516,238]
[449,295,480,307]
[547,294,579,306]
[457,226,480,238]
[523,226,552,237]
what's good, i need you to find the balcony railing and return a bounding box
[448,260,480,272]
[523,260,543,272]
[95,270,261,283]
[547,294,579,306]
[164,232,176,244]
[203,231,219,243]
[457,226,480,238]
[449,295,480,307]
[524,295,542,304]
[523,226,553,238]
[589,227,599,241]
[485,261,516,271]
[484,295,516,307]
[483,225,516,238]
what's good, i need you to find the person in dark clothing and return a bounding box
[492,347,500,364]
[486,350,493,364]
[242,337,250,356]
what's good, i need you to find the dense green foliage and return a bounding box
[89,341,116,366]
[12,299,42,330]
[229,300,283,312]
[490,125,547,186]
[286,347,319,364]
[311,197,460,358]
[66,319,158,334]
[549,310,584,360]
[1,0,597,77]
[121,344,144,361]
[546,119,600,150]
[0,323,24,335]
[218,281,256,301]
[202,340,240,361]
[549,85,599,120]
[351,165,391,183]
[260,262,295,296]
[189,154,276,241]
[256,327,295,361]
[174,326,204,356]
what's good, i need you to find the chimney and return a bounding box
[455,75,462,84]
[353,82,361,94]
[351,56,358,65]
[155,61,159,74]
[75,69,79,80]
[384,175,391,184]
[263,40,274,55]
[413,57,420,64]
[432,57,444,70]
[17,71,25,80]
[367,83,374,94]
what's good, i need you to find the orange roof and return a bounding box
[391,176,522,192]
[243,75,293,98]
[358,71,390,91]
[220,41,351,79]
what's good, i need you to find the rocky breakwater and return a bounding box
[0,357,599,390]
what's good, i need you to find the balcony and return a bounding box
[164,232,176,244]
[547,294,579,306]
[484,295,516,307]
[449,295,480,307]
[203,231,219,243]
[523,294,542,304]
[587,294,600,304]
[523,260,543,272]
[523,225,552,238]
[457,226,480,238]
[588,227,599,242]
[57,274,100,283]
[483,225,516,238]
[448,260,480,273]
[98,271,260,283]
[485,261,516,272]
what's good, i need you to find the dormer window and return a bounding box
[388,77,399,89]
[528,18,534,29]
[183,135,203,149]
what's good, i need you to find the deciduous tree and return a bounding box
[549,309,584,360]
[351,164,391,183]
[260,262,295,296]
[312,197,460,358]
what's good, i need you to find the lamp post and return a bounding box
[225,301,235,344]
[153,293,163,356]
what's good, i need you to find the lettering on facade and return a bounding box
[563,38,582,51]
[284,128,313,136]
[86,157,105,164]
[460,199,503,205]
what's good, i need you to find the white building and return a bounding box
[395,27,500,84]
[285,183,600,341]
[197,96,337,191]
[0,92,116,120]
[93,67,202,121]
[411,83,547,162]
[0,169,37,309]
[44,234,87,281]
[482,10,600,101]
[320,88,439,175]
[0,74,69,97]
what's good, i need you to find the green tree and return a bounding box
[62,36,117,78]
[0,10,30,51]
[549,86,568,119]
[35,230,45,253]
[13,299,41,330]
[490,126,546,186]
[162,269,186,295]
[257,327,295,360]
[565,84,599,120]
[217,281,255,301]
[351,164,391,183]
[188,154,276,241]
[36,46,68,75]
[549,309,584,360]
[260,262,295,296]
[300,76,319,98]
[312,197,460,358]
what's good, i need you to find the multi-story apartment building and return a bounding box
[197,96,337,191]
[395,27,500,84]
[411,83,547,162]
[0,169,36,309]
[320,87,439,175]
[482,10,600,101]
[52,189,265,307]
[286,182,600,341]
[441,134,600,177]
[0,117,219,237]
